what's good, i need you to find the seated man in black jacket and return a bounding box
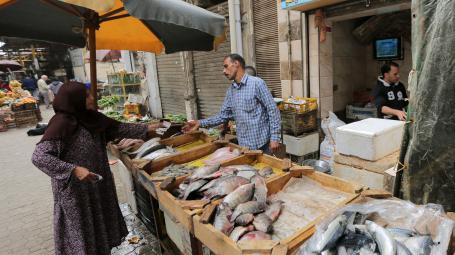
[372,62,408,121]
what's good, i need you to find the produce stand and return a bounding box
[193,167,363,255]
[0,80,40,130]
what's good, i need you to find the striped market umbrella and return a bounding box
[0,0,226,103]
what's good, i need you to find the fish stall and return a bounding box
[192,167,364,255]
[137,141,246,254]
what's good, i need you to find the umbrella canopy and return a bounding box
[0,60,23,72]
[0,0,226,53]
[0,0,226,105]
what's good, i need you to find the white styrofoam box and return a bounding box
[283,132,319,156]
[333,162,384,190]
[335,118,405,161]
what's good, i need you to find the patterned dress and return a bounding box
[32,123,148,255]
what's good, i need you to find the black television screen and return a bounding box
[374,38,402,60]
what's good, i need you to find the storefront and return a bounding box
[282,0,412,120]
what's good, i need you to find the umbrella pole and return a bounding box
[88,24,97,108]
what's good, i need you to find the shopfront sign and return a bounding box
[281,0,346,11]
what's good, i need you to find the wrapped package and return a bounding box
[299,198,454,255]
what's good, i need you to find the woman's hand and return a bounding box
[73,166,99,183]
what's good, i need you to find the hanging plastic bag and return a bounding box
[320,112,345,167]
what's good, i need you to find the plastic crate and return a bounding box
[281,110,318,136]
[346,105,377,120]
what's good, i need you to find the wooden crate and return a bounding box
[154,150,292,236]
[138,141,244,198]
[193,168,363,255]
[160,131,215,149]
[123,132,215,170]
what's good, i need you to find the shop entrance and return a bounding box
[330,10,412,122]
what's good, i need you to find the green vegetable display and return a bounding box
[98,96,120,109]
[164,114,187,123]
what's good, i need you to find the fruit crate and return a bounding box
[193,168,364,255]
[13,109,38,127]
[281,110,318,136]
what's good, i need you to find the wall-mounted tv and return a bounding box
[373,38,403,60]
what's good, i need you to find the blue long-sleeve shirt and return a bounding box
[199,74,281,149]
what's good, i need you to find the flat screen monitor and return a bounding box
[373,38,402,60]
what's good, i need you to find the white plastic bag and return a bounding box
[320,112,345,166]
[299,198,454,255]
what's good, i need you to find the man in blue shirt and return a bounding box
[183,54,281,153]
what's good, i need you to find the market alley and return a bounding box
[0,106,54,254]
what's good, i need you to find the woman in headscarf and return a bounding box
[32,82,160,255]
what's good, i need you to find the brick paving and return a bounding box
[0,106,160,255]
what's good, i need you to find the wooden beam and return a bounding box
[181,51,199,120]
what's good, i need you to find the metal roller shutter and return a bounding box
[156,53,186,115]
[253,0,281,97]
[193,2,231,118]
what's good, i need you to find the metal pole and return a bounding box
[88,24,97,108]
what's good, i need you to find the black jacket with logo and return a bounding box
[372,77,408,120]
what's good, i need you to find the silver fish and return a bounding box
[358,247,378,255]
[314,214,347,252]
[223,183,254,209]
[132,138,161,157]
[251,175,268,204]
[258,166,273,177]
[231,201,266,222]
[264,201,283,222]
[239,231,271,241]
[204,176,249,200]
[235,213,255,226]
[141,148,173,160]
[203,167,237,179]
[229,165,257,171]
[213,203,234,235]
[199,175,231,192]
[236,170,258,180]
[396,241,413,255]
[181,179,208,200]
[188,164,221,181]
[337,246,348,255]
[253,213,273,233]
[365,220,396,255]
[229,225,255,242]
[321,249,335,255]
[404,235,433,255]
[387,227,416,238]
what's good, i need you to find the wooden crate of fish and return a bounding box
[137,142,244,198]
[300,196,455,255]
[154,151,292,235]
[110,132,215,171]
[192,168,363,255]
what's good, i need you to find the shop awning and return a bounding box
[281,0,346,11]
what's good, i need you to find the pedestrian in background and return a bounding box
[32,82,162,255]
[22,76,39,98]
[49,78,64,96]
[37,75,50,108]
